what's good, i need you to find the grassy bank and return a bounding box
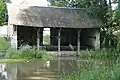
[60,59,120,80]
[79,48,120,59]
[60,48,120,80]
[0,59,26,63]
[3,45,55,60]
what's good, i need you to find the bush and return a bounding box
[4,45,54,59]
[60,69,110,80]
[60,59,120,80]
[79,48,119,59]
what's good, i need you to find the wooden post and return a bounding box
[77,29,81,56]
[57,28,62,73]
[58,28,61,56]
[37,28,40,51]
[40,28,43,46]
[95,29,100,50]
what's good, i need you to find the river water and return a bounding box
[0,58,119,80]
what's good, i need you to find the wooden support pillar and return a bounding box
[40,28,43,46]
[77,29,81,56]
[57,28,62,73]
[94,29,100,50]
[37,28,40,51]
[58,28,61,56]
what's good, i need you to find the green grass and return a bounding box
[60,69,111,80]
[60,59,120,80]
[0,59,26,63]
[60,48,120,80]
[79,48,119,59]
[4,45,55,60]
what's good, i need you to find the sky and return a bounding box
[112,4,118,10]
[10,0,118,9]
[10,0,50,6]
[107,0,118,10]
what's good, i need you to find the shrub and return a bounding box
[4,45,54,59]
[60,59,120,80]
[79,48,119,59]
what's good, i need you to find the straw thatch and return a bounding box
[7,5,104,28]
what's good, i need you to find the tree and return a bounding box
[51,0,109,26]
[115,0,120,26]
[0,0,6,26]
[50,0,116,47]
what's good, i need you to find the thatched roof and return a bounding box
[7,5,104,28]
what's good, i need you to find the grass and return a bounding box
[0,59,26,63]
[79,48,119,59]
[60,48,120,80]
[60,59,120,80]
[60,69,111,80]
[4,45,55,60]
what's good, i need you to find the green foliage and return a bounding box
[79,48,120,59]
[51,0,109,26]
[76,0,109,26]
[115,0,120,26]
[4,45,54,59]
[114,32,120,52]
[0,0,6,26]
[51,0,70,7]
[0,37,9,50]
[0,59,25,63]
[101,28,120,52]
[60,68,120,80]
[60,58,120,80]
[60,69,110,80]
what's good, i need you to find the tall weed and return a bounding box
[4,45,52,59]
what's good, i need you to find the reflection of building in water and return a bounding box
[7,60,78,80]
[0,64,7,80]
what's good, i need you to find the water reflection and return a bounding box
[2,58,120,80]
[0,64,7,80]
[6,59,78,80]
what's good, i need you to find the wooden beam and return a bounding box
[40,28,43,46]
[77,29,81,56]
[37,28,40,51]
[58,28,62,56]
[57,28,62,72]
